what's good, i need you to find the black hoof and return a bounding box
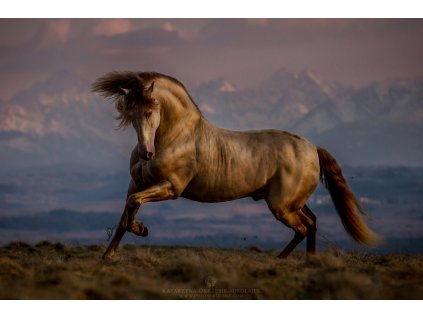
[140,226,148,237]
[131,221,149,237]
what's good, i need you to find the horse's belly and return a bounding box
[181,172,266,203]
[181,187,249,202]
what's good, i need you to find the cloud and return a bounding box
[197,19,423,47]
[36,20,71,49]
[162,22,177,32]
[0,19,422,101]
[199,103,216,114]
[92,19,134,36]
[161,22,190,40]
[246,18,269,26]
[93,27,185,52]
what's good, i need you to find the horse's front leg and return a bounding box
[126,181,175,234]
[102,181,174,259]
[102,205,138,260]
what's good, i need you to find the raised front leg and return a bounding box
[126,181,175,235]
[126,181,175,209]
[103,181,174,260]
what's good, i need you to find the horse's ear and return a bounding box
[144,81,154,97]
[119,87,130,96]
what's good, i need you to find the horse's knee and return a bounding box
[127,193,140,208]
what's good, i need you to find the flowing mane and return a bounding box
[139,72,200,113]
[92,71,201,128]
[92,71,191,97]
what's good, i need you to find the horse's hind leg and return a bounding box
[269,205,316,258]
[302,205,317,254]
[266,204,307,258]
[278,230,306,258]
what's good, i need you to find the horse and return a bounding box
[92,71,378,260]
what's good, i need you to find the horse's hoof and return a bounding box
[102,251,114,260]
[277,252,290,259]
[131,221,149,237]
[140,226,148,237]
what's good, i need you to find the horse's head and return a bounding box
[93,71,201,161]
[92,72,160,161]
[121,81,159,161]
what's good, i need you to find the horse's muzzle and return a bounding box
[139,146,155,161]
[141,151,155,160]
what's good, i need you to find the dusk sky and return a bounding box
[1,19,422,100]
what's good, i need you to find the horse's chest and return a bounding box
[130,161,157,188]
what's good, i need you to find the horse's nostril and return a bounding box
[147,152,154,159]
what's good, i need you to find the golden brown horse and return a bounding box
[92,71,378,260]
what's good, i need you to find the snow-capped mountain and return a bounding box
[0,71,136,172]
[191,69,423,165]
[1,69,422,170]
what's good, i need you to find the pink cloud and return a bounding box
[93,19,134,36]
[37,20,71,48]
[161,22,189,40]
[199,103,216,114]
[246,18,268,26]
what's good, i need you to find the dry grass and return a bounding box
[0,240,422,299]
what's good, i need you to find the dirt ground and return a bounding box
[0,240,422,299]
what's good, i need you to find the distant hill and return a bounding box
[0,166,422,254]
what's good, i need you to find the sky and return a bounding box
[0,19,423,100]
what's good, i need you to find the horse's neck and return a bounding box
[155,91,201,148]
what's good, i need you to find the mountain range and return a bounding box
[1,69,422,171]
[192,69,423,166]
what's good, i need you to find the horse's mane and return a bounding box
[92,71,201,128]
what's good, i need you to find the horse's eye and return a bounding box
[145,110,152,119]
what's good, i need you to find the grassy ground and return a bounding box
[0,240,422,299]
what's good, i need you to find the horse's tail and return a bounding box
[317,147,379,245]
